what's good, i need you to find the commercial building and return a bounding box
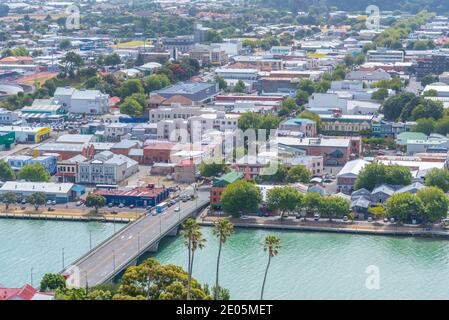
[279,118,317,137]
[0,182,85,203]
[319,112,374,135]
[0,131,15,150]
[77,151,139,185]
[189,44,228,66]
[210,171,244,209]
[53,88,109,114]
[366,49,405,63]
[0,126,50,143]
[94,185,169,207]
[151,81,219,105]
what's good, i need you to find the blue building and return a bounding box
[5,154,58,174]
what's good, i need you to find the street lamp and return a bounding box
[112,250,116,272]
[89,231,92,251]
[62,248,65,269]
[138,232,140,252]
[30,268,33,287]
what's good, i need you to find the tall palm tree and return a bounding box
[212,218,234,299]
[260,235,281,300]
[182,218,206,300]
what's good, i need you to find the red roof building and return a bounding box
[0,284,54,300]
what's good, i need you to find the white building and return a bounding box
[77,151,138,185]
[367,49,405,63]
[53,88,109,114]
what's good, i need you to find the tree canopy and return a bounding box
[221,180,262,217]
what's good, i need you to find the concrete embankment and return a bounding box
[198,218,449,239]
[0,213,131,223]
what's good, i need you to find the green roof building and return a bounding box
[211,171,244,208]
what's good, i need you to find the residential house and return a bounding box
[210,171,244,209]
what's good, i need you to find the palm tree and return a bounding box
[212,218,234,299]
[260,235,281,300]
[182,218,206,300]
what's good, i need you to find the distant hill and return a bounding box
[250,0,449,14]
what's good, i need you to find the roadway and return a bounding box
[64,185,210,288]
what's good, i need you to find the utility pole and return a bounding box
[62,248,65,269]
[30,268,33,287]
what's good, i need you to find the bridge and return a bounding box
[63,186,210,288]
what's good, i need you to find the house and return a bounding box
[93,185,169,207]
[234,155,268,180]
[53,88,109,114]
[395,182,425,194]
[0,182,85,203]
[0,284,54,300]
[336,159,370,193]
[110,139,142,156]
[210,171,244,209]
[370,184,395,204]
[0,108,19,125]
[77,151,139,185]
[104,123,132,142]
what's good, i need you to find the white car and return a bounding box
[174,207,180,212]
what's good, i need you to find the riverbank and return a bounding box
[0,207,141,221]
[198,215,449,239]
[0,212,131,223]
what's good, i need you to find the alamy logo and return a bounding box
[65,5,80,30]
[366,5,381,31]
[365,265,380,290]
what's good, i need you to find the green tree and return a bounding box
[425,168,449,192]
[221,180,262,217]
[214,76,227,90]
[199,161,230,177]
[381,92,415,121]
[61,52,84,77]
[120,97,143,117]
[267,186,303,220]
[371,88,389,101]
[85,193,106,214]
[412,118,435,135]
[0,161,15,181]
[286,165,311,183]
[354,163,412,191]
[233,80,246,93]
[1,192,17,210]
[18,163,50,182]
[120,79,144,99]
[421,74,439,87]
[182,219,206,300]
[320,196,350,221]
[59,39,72,50]
[298,111,322,132]
[212,219,234,300]
[237,112,261,131]
[144,73,171,93]
[416,187,449,223]
[303,192,323,216]
[40,273,66,291]
[116,257,211,300]
[385,193,423,223]
[260,235,281,300]
[103,53,121,66]
[368,205,386,220]
[26,192,46,211]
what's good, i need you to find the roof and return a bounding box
[155,81,216,95]
[395,182,425,194]
[161,95,194,106]
[282,118,316,126]
[213,171,244,187]
[36,143,86,152]
[94,186,166,198]
[0,284,37,300]
[57,134,94,144]
[112,139,140,149]
[337,159,370,178]
[351,196,371,209]
[278,137,351,148]
[371,184,395,196]
[0,182,75,194]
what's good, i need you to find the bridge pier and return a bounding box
[146,241,159,253]
[167,226,178,236]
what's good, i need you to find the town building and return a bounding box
[210,171,244,209]
[279,118,317,137]
[53,88,109,114]
[93,185,169,207]
[77,151,139,185]
[0,182,85,203]
[336,159,370,193]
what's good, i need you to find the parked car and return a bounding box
[367,217,373,222]
[47,207,55,212]
[129,204,135,209]
[47,200,52,206]
[383,218,389,223]
[343,216,348,222]
[314,214,320,221]
[174,207,180,212]
[52,200,56,205]
[118,203,125,208]
[76,201,83,206]
[108,203,114,208]
[21,199,26,204]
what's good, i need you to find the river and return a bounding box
[0,219,124,288]
[2,220,449,299]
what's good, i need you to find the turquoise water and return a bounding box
[0,219,124,288]
[3,219,449,299]
[153,227,449,300]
